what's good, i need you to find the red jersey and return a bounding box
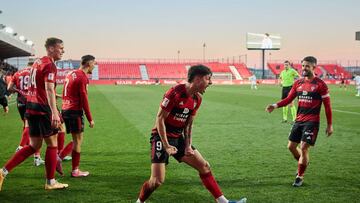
[277,77,330,123]
[61,69,93,122]
[152,84,202,138]
[11,67,31,104]
[25,56,57,116]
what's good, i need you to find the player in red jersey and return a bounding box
[7,62,45,166]
[266,56,333,187]
[57,55,95,177]
[339,72,347,90]
[136,65,247,203]
[0,37,68,191]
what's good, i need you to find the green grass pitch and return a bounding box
[0,84,359,202]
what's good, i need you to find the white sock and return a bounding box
[47,178,56,185]
[1,168,9,176]
[136,198,144,203]
[216,195,228,203]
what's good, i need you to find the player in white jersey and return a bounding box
[249,74,257,90]
[354,74,360,96]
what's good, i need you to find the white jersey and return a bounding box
[249,75,257,83]
[354,75,360,86]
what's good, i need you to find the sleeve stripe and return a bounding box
[321,94,330,98]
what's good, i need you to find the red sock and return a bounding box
[297,163,308,177]
[57,132,65,152]
[199,172,223,199]
[19,127,30,147]
[45,146,57,180]
[72,150,80,170]
[5,145,36,172]
[34,149,41,157]
[59,141,73,160]
[138,181,156,202]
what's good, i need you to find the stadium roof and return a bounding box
[0,31,35,60]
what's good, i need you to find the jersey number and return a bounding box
[156,141,162,151]
[64,78,70,97]
[29,68,37,89]
[19,75,30,90]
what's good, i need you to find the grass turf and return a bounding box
[0,84,359,203]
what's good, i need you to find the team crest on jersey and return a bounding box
[48,73,55,81]
[302,91,308,95]
[162,98,170,107]
[311,86,316,91]
[179,101,184,106]
[156,152,162,159]
[183,108,189,114]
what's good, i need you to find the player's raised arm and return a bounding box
[266,84,297,113]
[156,107,178,155]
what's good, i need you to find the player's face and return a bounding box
[48,43,64,61]
[301,61,315,77]
[87,60,97,74]
[284,62,290,69]
[196,74,212,94]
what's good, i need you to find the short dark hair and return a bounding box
[302,56,317,65]
[187,65,212,82]
[81,55,95,66]
[284,60,290,64]
[45,37,63,48]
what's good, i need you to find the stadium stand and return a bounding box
[203,62,232,73]
[95,61,253,80]
[233,63,253,79]
[201,62,252,79]
[146,63,187,79]
[97,61,142,79]
[0,29,35,60]
[318,64,352,79]
[267,62,351,79]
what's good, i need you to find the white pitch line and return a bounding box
[333,109,360,115]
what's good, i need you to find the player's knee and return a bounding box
[199,161,211,174]
[154,179,164,187]
[150,177,164,188]
[287,143,296,151]
[73,140,81,148]
[300,146,309,153]
[30,142,42,150]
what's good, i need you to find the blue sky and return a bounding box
[1,0,360,66]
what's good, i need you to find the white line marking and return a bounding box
[333,109,360,115]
